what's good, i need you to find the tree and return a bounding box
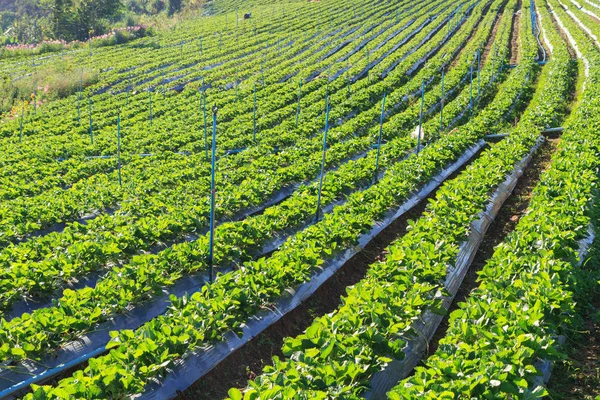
[48,0,73,40]
[168,0,181,16]
[74,0,123,40]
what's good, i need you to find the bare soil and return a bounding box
[509,1,523,65]
[425,137,559,358]
[482,10,504,64]
[546,299,600,399]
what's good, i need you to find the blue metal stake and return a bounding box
[149,91,153,126]
[492,45,496,80]
[208,106,218,284]
[78,72,82,125]
[235,68,239,102]
[373,92,387,184]
[126,73,130,106]
[296,79,302,127]
[88,95,93,144]
[19,103,24,143]
[417,80,424,154]
[477,49,481,100]
[440,68,445,132]
[253,83,257,142]
[203,92,208,160]
[314,100,330,224]
[469,60,474,114]
[117,113,122,187]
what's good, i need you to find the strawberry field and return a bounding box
[0,0,598,398]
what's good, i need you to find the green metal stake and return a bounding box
[88,95,93,144]
[373,92,386,184]
[417,80,424,154]
[314,99,330,224]
[253,83,257,142]
[117,113,122,187]
[295,79,302,127]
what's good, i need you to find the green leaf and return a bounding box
[227,388,242,400]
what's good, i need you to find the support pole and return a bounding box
[203,91,208,160]
[314,99,330,224]
[208,106,218,284]
[78,71,82,125]
[295,79,302,127]
[33,83,37,116]
[469,60,474,113]
[19,103,24,143]
[477,49,481,100]
[253,83,257,142]
[117,113,122,187]
[373,92,387,184]
[149,91,153,126]
[126,73,130,106]
[417,80,424,154]
[440,68,445,132]
[88,95,93,144]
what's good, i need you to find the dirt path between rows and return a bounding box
[423,136,559,359]
[510,0,523,64]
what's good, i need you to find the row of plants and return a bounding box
[0,0,380,185]
[222,3,559,398]
[14,4,535,397]
[0,3,502,371]
[0,0,447,239]
[0,0,464,272]
[0,0,493,314]
[389,1,597,397]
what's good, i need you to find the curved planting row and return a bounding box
[11,5,536,400]
[224,3,560,399]
[0,0,457,245]
[0,0,505,373]
[389,1,598,397]
[0,0,484,310]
